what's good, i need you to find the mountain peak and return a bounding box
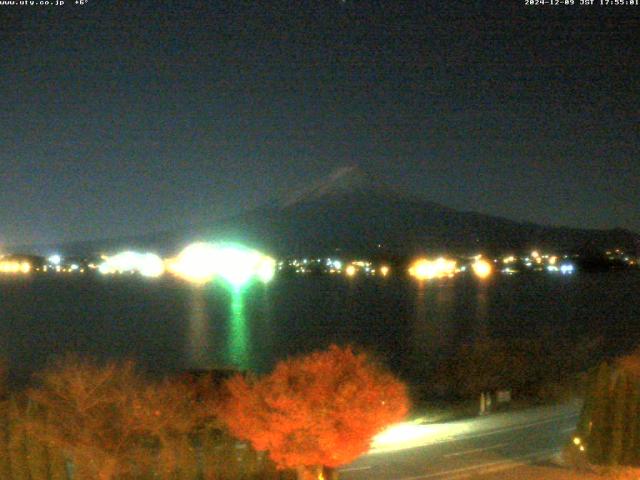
[282,166,394,207]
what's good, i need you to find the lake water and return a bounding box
[1,272,640,387]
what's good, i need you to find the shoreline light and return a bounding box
[409,257,457,281]
[98,251,165,278]
[472,258,492,279]
[168,242,276,287]
[0,261,31,274]
[560,263,575,274]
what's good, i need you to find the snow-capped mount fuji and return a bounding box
[281,166,412,207]
[23,167,638,258]
[202,166,638,258]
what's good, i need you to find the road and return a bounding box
[339,401,581,480]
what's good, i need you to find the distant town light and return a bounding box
[256,256,276,283]
[99,251,165,278]
[345,265,357,277]
[560,263,575,275]
[409,257,457,281]
[0,260,32,274]
[472,258,492,279]
[380,265,390,277]
[48,254,62,266]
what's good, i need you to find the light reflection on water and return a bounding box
[186,287,210,368]
[228,288,249,369]
[2,273,640,383]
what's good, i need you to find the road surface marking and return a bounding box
[443,442,508,458]
[399,448,559,480]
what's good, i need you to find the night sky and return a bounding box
[1,1,638,247]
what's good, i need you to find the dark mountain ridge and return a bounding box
[9,167,639,258]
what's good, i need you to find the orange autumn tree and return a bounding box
[217,345,409,480]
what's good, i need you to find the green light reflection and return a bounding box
[228,287,250,369]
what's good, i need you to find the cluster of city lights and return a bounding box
[3,244,636,283]
[92,242,276,288]
[407,256,494,281]
[500,250,576,275]
[279,257,390,277]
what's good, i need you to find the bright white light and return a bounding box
[137,253,165,278]
[547,265,559,272]
[48,255,62,266]
[168,242,276,286]
[215,247,261,287]
[370,421,472,454]
[99,251,164,278]
[168,242,219,284]
[560,264,574,274]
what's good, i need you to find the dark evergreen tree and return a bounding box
[577,359,640,466]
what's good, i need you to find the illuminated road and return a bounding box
[340,401,581,480]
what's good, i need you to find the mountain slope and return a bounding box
[17,167,638,257]
[202,167,639,257]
